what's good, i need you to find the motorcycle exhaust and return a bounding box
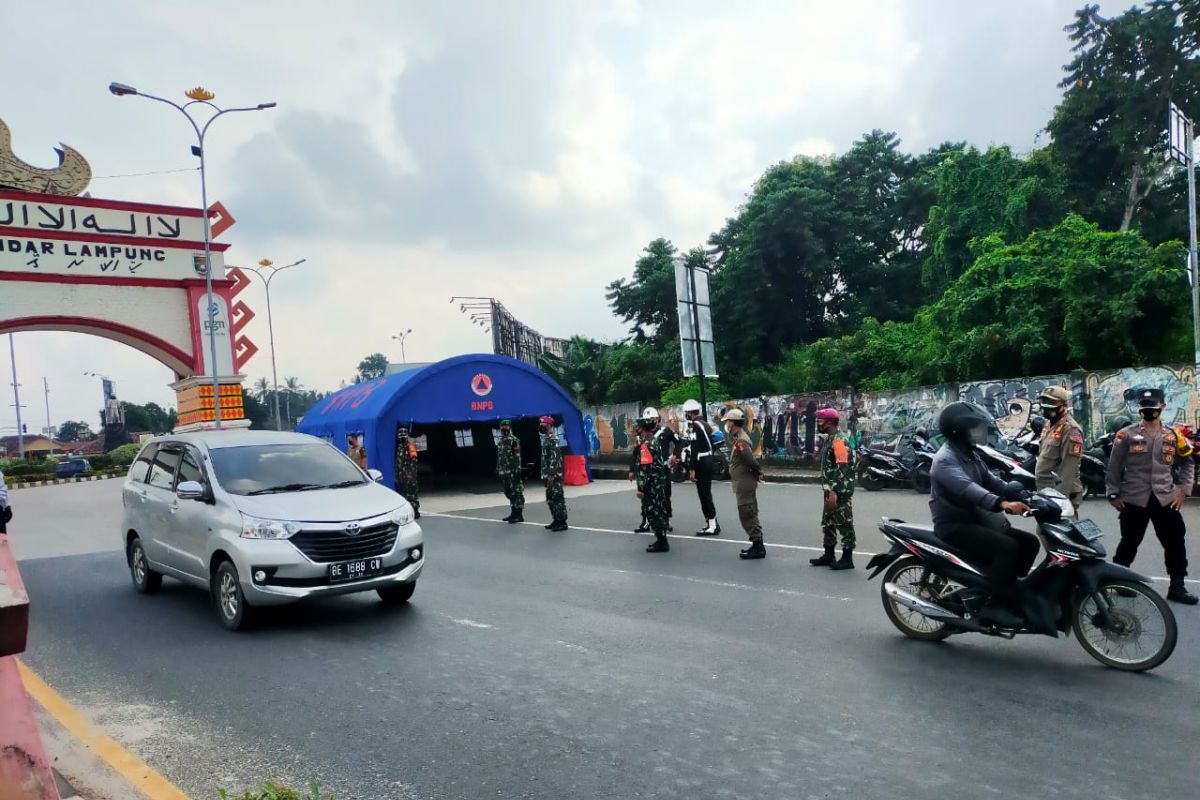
[883,582,963,621]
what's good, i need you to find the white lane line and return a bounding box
[555,640,589,653]
[608,568,851,602]
[424,512,1200,586]
[446,616,494,629]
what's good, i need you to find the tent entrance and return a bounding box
[407,418,542,491]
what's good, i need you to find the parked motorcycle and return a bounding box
[1079,432,1116,498]
[977,443,1038,492]
[858,429,935,492]
[907,429,937,494]
[1172,424,1200,493]
[866,486,1178,671]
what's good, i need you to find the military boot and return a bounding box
[809,546,836,567]
[1167,579,1199,605]
[829,548,856,570]
[739,540,766,560]
[507,511,523,524]
[501,512,514,523]
[634,518,649,533]
[646,533,670,553]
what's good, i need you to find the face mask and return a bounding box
[1041,404,1063,422]
[967,425,988,446]
[1139,407,1162,422]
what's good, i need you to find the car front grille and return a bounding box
[289,522,399,563]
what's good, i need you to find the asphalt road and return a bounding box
[9,479,1200,799]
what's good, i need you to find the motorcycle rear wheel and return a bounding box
[858,462,884,491]
[1073,580,1177,672]
[880,557,952,642]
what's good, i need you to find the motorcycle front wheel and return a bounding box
[880,557,952,642]
[1073,580,1177,672]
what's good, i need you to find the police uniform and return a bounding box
[684,407,720,535]
[541,419,568,530]
[1106,388,1196,604]
[497,423,525,523]
[394,427,421,519]
[725,409,766,559]
[1034,386,1085,506]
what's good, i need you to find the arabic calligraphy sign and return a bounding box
[0,192,208,241]
[0,190,228,280]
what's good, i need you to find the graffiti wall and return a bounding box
[582,363,1200,464]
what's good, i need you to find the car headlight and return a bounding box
[240,514,301,540]
[391,505,415,527]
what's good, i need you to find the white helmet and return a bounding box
[641,407,659,421]
[681,399,702,413]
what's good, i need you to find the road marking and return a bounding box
[607,568,851,602]
[16,660,191,800]
[555,640,589,653]
[447,617,494,629]
[425,512,1200,585]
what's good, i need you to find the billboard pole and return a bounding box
[1187,119,1199,372]
[687,261,707,416]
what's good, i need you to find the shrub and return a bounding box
[107,443,142,466]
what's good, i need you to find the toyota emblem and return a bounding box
[345,522,362,536]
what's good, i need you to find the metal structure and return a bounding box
[109,82,276,430]
[7,334,24,458]
[393,329,413,363]
[1169,102,1200,372]
[245,258,306,430]
[674,256,718,413]
[450,297,567,367]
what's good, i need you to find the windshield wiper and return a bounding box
[323,480,366,489]
[246,483,326,496]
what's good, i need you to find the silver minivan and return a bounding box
[121,430,424,630]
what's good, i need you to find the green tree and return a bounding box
[283,376,303,429]
[605,238,680,344]
[56,420,94,442]
[1048,1,1200,233]
[355,353,389,384]
[537,337,616,406]
[242,389,272,430]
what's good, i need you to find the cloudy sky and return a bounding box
[2,0,1093,435]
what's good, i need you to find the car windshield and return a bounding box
[208,443,367,496]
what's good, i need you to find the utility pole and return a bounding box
[1169,103,1200,370]
[8,335,24,459]
[43,377,51,439]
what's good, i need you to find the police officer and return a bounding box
[1034,386,1084,509]
[636,410,672,552]
[810,407,856,570]
[724,408,766,560]
[540,415,568,531]
[497,420,524,524]
[394,426,421,519]
[1106,388,1198,604]
[681,399,720,536]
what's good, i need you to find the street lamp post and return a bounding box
[392,329,413,363]
[8,335,24,459]
[109,82,276,430]
[244,258,306,431]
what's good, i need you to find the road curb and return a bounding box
[6,473,125,492]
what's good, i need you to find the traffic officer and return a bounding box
[1034,386,1084,509]
[497,420,524,524]
[724,408,766,560]
[1106,388,1198,605]
[810,407,856,570]
[681,399,720,536]
[636,409,672,552]
[540,415,569,531]
[394,426,421,519]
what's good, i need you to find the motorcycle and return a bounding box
[977,442,1038,492]
[1079,431,1115,498]
[857,430,935,492]
[907,429,938,494]
[866,487,1177,672]
[1173,424,1200,493]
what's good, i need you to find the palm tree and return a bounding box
[284,376,303,429]
[253,377,270,403]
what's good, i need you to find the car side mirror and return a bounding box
[367,468,384,483]
[177,481,206,501]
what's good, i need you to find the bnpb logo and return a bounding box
[471,373,493,397]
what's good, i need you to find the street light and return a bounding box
[109,82,277,430]
[243,258,306,431]
[392,329,413,363]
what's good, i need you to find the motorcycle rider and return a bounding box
[1034,386,1085,509]
[681,399,721,536]
[930,402,1039,627]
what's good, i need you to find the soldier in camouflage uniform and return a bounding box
[811,407,857,570]
[394,426,421,519]
[497,420,525,524]
[540,415,569,531]
[637,409,672,552]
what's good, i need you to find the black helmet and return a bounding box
[1029,416,1045,435]
[938,402,992,446]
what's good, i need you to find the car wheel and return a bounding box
[128,536,162,595]
[377,582,416,605]
[212,560,255,631]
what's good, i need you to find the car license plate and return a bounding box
[328,557,384,584]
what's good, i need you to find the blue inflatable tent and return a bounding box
[296,354,588,489]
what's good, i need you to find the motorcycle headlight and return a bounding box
[391,505,415,527]
[240,514,301,540]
